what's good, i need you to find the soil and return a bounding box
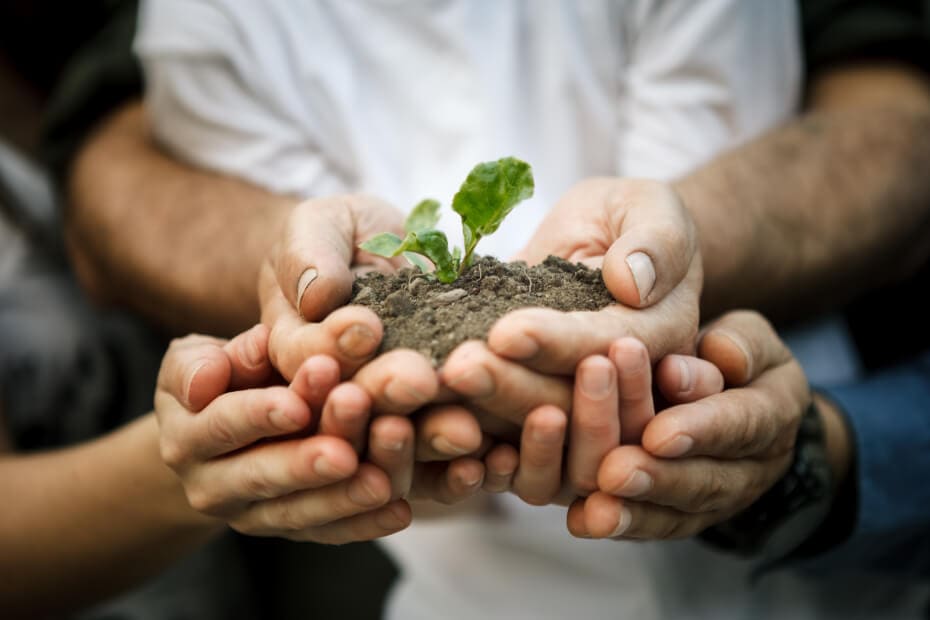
[350,255,614,366]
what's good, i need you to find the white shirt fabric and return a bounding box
[136,1,926,618]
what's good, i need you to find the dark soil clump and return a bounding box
[350,255,614,366]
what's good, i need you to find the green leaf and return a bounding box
[397,230,458,283]
[403,251,432,274]
[405,199,441,233]
[359,232,403,257]
[452,157,534,239]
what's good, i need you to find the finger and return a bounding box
[596,445,787,514]
[583,492,712,540]
[318,383,372,453]
[367,415,415,500]
[222,324,275,390]
[410,457,485,504]
[183,435,359,516]
[289,354,341,415]
[352,349,439,416]
[698,310,790,386]
[512,405,567,506]
[483,443,519,493]
[642,359,808,459]
[157,386,313,466]
[655,355,725,405]
[158,336,232,412]
[599,181,697,308]
[233,463,392,535]
[441,340,572,425]
[566,355,619,495]
[275,200,356,321]
[262,260,383,380]
[281,500,412,544]
[276,196,406,322]
[487,300,697,375]
[566,497,590,538]
[610,338,655,443]
[414,405,484,461]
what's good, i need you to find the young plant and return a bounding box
[359,157,534,283]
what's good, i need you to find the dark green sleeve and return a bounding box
[801,0,930,77]
[39,0,142,191]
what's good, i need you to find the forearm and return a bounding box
[0,414,221,617]
[66,101,297,335]
[677,64,930,321]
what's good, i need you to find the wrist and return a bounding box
[698,400,834,561]
[122,415,223,534]
[813,392,852,489]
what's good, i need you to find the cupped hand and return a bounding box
[568,311,809,540]
[489,177,703,372]
[480,338,724,507]
[154,325,411,544]
[260,194,407,381]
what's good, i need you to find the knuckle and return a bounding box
[690,469,729,512]
[159,438,189,469]
[240,459,274,501]
[186,487,222,515]
[228,518,260,537]
[577,415,616,442]
[205,409,240,452]
[523,450,556,470]
[271,500,307,532]
[656,516,688,540]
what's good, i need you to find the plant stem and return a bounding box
[458,235,480,276]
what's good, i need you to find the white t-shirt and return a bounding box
[136,1,925,617]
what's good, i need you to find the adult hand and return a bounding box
[567,311,809,540]
[488,177,702,373]
[260,194,406,381]
[154,325,411,544]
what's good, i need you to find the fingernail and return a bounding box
[716,329,752,382]
[183,359,210,406]
[348,476,384,506]
[617,470,653,497]
[379,436,406,452]
[375,503,408,530]
[296,268,319,316]
[611,506,633,537]
[655,434,694,458]
[444,365,494,397]
[314,456,349,479]
[337,324,378,359]
[332,398,365,423]
[385,378,430,407]
[458,469,484,488]
[580,361,613,399]
[502,332,539,360]
[269,408,301,432]
[531,423,563,444]
[626,252,656,304]
[677,357,692,393]
[430,435,471,456]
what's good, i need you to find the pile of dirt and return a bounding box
[350,255,614,365]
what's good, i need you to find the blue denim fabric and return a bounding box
[814,353,930,577]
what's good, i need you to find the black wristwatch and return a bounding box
[699,400,835,563]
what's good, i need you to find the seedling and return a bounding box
[359,157,534,283]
